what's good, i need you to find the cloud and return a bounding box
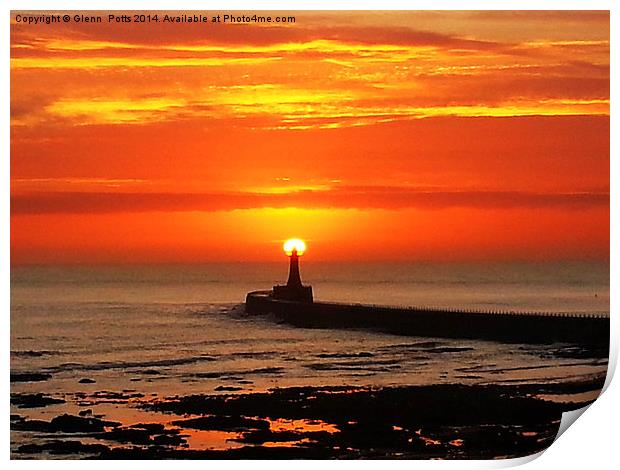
[467,11,609,23]
[11,187,609,215]
[11,18,505,51]
[10,11,610,129]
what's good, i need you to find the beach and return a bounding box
[10,262,609,459]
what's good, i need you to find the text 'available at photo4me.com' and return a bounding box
[14,12,297,25]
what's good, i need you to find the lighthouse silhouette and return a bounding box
[273,241,313,302]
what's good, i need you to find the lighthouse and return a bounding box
[286,248,303,287]
[272,239,314,302]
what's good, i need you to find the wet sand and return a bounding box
[11,372,604,459]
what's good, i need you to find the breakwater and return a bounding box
[245,291,609,347]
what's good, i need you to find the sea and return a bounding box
[10,261,610,453]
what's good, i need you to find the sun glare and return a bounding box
[283,238,306,256]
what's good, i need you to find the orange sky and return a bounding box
[10,11,609,264]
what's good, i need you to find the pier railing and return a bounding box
[316,300,607,319]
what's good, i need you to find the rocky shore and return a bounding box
[11,374,605,459]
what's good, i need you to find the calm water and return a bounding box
[10,261,610,451]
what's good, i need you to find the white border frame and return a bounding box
[3,1,616,468]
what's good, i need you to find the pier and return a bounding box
[245,290,609,346]
[245,239,609,347]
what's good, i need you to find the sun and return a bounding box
[283,238,306,256]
